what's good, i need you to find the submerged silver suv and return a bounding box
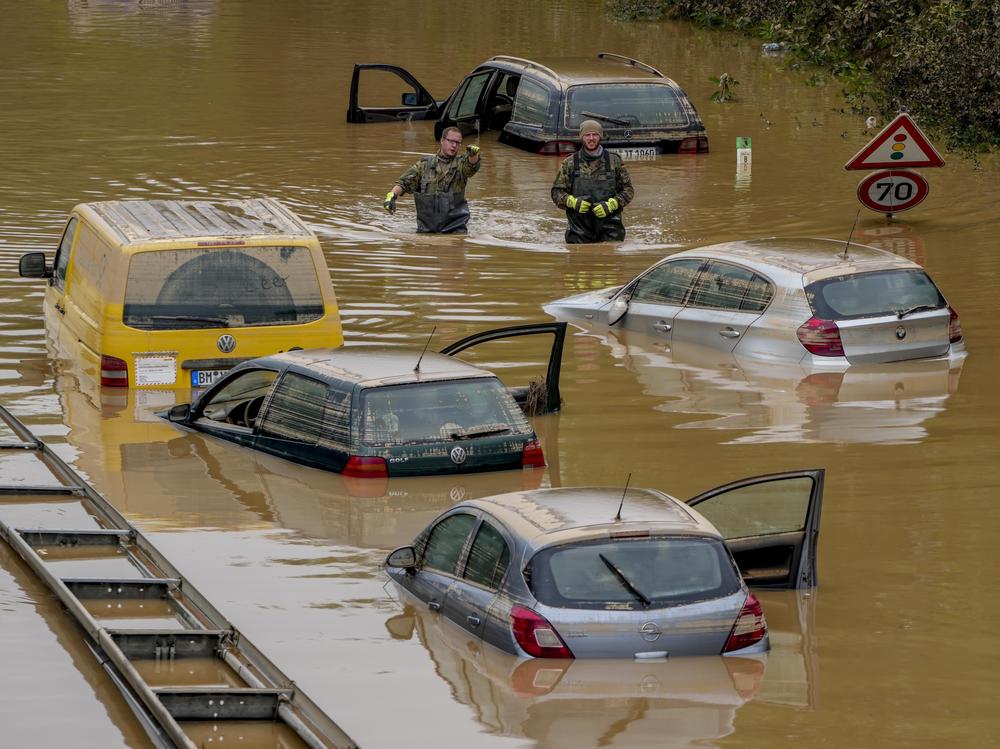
[385,470,823,659]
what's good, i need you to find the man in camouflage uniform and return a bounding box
[551,120,634,244]
[383,127,481,233]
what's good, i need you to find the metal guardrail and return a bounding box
[0,404,358,749]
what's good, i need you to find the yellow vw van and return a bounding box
[19,198,343,388]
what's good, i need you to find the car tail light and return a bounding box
[100,355,129,387]
[510,605,573,659]
[797,316,845,356]
[679,136,709,153]
[723,592,767,653]
[948,306,963,343]
[539,140,578,155]
[522,440,545,468]
[342,456,388,479]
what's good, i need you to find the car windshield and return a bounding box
[359,377,531,446]
[806,269,946,320]
[565,84,690,129]
[123,246,324,330]
[527,536,740,609]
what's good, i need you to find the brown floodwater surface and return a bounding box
[1,1,999,747]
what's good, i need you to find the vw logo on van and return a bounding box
[639,621,662,642]
[450,446,467,465]
[895,326,907,340]
[217,334,237,353]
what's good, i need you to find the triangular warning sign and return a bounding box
[844,113,945,170]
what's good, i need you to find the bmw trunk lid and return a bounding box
[837,308,951,363]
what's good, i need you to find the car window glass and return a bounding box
[53,217,78,290]
[528,537,739,609]
[198,370,278,425]
[741,273,775,312]
[448,72,491,120]
[463,521,510,590]
[692,476,814,539]
[688,262,757,310]
[511,78,549,126]
[258,372,329,443]
[122,246,324,331]
[565,83,690,129]
[631,258,704,304]
[318,379,353,449]
[423,513,477,575]
[805,269,945,319]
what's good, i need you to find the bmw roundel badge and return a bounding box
[895,326,907,340]
[450,446,467,465]
[217,334,237,353]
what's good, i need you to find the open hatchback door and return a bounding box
[687,469,823,589]
[347,63,443,123]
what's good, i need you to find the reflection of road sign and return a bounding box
[857,169,929,214]
[845,113,945,170]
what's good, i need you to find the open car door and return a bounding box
[439,322,567,414]
[687,469,823,589]
[346,64,442,123]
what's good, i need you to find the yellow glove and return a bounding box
[593,197,620,218]
[565,195,591,214]
[383,192,397,214]
[466,144,480,157]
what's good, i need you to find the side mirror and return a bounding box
[385,546,417,569]
[607,295,629,325]
[19,252,51,279]
[166,403,191,423]
[401,92,419,106]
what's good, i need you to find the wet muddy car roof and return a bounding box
[81,198,313,245]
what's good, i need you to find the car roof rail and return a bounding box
[488,55,558,80]
[596,52,665,78]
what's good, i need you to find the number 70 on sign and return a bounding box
[857,168,929,215]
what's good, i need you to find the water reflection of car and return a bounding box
[545,238,965,367]
[385,470,823,659]
[164,323,566,479]
[347,53,708,157]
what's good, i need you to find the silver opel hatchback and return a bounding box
[385,469,823,659]
[544,238,965,368]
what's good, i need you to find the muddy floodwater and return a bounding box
[1,1,999,747]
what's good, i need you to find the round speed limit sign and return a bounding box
[857,169,929,215]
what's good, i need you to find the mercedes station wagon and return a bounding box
[545,238,965,367]
[347,53,708,157]
[385,469,823,659]
[164,323,565,479]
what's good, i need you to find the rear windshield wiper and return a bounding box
[896,304,940,319]
[449,424,511,440]
[599,553,651,608]
[581,111,629,126]
[142,315,232,327]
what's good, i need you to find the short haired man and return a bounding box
[550,120,634,244]
[383,127,481,233]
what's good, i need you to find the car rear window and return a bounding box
[565,84,690,129]
[123,246,324,330]
[806,269,946,320]
[358,377,531,446]
[527,536,740,609]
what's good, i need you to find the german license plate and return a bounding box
[609,147,657,160]
[190,369,227,387]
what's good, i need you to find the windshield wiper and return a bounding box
[598,553,651,608]
[896,304,940,319]
[449,424,511,440]
[142,315,232,327]
[581,111,629,126]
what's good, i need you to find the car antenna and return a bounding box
[842,208,861,260]
[414,326,437,373]
[614,472,632,522]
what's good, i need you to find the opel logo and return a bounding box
[895,326,907,340]
[623,129,633,140]
[217,334,237,353]
[450,446,467,465]
[639,621,662,642]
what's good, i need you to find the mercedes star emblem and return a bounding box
[217,334,237,353]
[449,446,467,465]
[623,129,633,140]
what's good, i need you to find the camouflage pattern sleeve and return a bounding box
[395,158,427,195]
[458,154,481,179]
[611,154,635,208]
[550,156,575,208]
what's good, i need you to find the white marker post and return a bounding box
[736,136,752,190]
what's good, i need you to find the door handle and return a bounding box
[427,601,441,611]
[652,321,672,332]
[719,328,741,339]
[466,615,481,627]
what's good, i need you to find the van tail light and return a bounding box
[342,456,388,479]
[797,316,845,356]
[723,592,767,653]
[679,136,709,153]
[510,605,574,659]
[522,440,546,468]
[539,140,578,155]
[948,306,963,343]
[100,355,129,387]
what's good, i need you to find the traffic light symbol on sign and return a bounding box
[844,113,945,170]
